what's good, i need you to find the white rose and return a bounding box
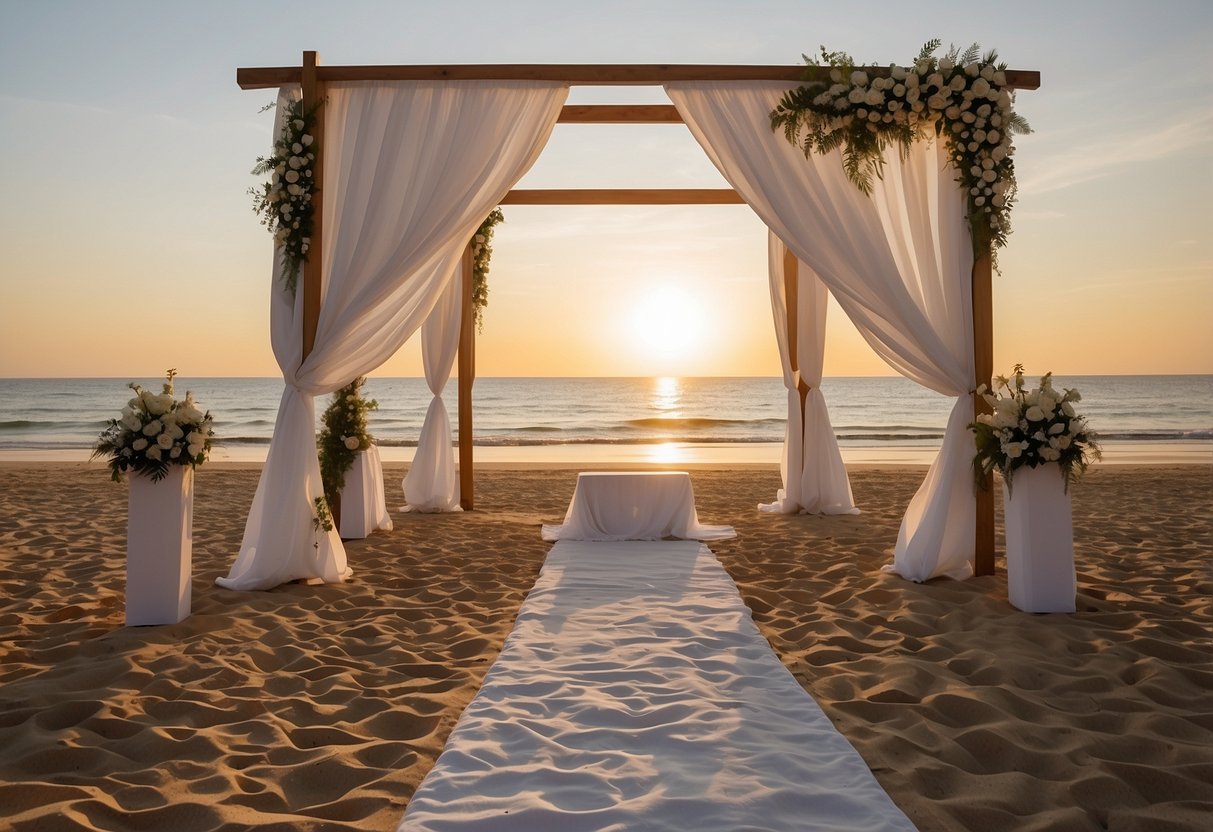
[291,142,303,154]
[891,66,907,81]
[1004,442,1025,459]
[343,436,361,451]
[156,433,174,450]
[1049,422,1066,435]
[865,89,883,106]
[170,447,182,459]
[850,70,868,86]
[132,437,149,451]
[1057,435,1072,450]
[288,156,303,170]
[993,70,1006,86]
[927,72,944,89]
[285,170,300,184]
[187,443,203,458]
[301,134,313,146]
[146,446,162,461]
[950,76,966,92]
[938,58,954,71]
[1025,406,1045,422]
[121,413,143,431]
[982,169,998,183]
[972,78,991,96]
[986,130,1000,144]
[848,88,865,104]
[142,419,163,437]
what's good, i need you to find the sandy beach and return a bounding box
[1,462,1210,831]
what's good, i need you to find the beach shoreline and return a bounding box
[0,462,1210,830]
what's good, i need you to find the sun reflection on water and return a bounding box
[652,376,683,416]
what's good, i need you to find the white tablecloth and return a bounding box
[339,446,393,539]
[541,471,735,542]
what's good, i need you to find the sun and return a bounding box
[629,285,706,359]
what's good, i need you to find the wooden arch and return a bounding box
[238,52,1042,576]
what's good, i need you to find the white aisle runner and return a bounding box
[399,541,917,831]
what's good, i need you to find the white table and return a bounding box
[542,471,735,542]
[339,445,394,539]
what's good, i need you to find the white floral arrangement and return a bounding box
[770,40,1031,259]
[971,365,1101,492]
[250,98,317,294]
[93,370,215,482]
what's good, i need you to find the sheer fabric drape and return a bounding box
[668,81,976,581]
[402,268,463,512]
[218,81,567,591]
[760,232,857,516]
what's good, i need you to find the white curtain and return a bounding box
[402,267,463,512]
[668,82,975,581]
[760,232,857,516]
[218,80,567,591]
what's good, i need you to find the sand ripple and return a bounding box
[0,463,1210,830]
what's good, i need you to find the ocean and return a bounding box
[1,375,1210,464]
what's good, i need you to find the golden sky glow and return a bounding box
[1,2,1210,378]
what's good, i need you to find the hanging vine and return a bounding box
[471,208,504,332]
[250,98,320,295]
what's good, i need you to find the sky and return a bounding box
[1,0,1210,379]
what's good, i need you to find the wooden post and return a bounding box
[782,248,811,418]
[300,50,325,363]
[458,242,476,511]
[973,250,995,576]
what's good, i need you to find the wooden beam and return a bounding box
[973,250,995,577]
[237,63,1041,91]
[458,242,475,511]
[300,50,324,363]
[558,104,682,123]
[500,188,744,205]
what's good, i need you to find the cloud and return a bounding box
[1019,107,1213,195]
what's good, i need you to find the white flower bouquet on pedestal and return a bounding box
[971,365,1100,613]
[93,370,214,625]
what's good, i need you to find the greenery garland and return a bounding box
[770,40,1031,260]
[471,208,504,332]
[250,98,319,295]
[317,377,378,510]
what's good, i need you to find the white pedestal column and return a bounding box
[1002,463,1076,613]
[339,446,393,540]
[126,466,193,626]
